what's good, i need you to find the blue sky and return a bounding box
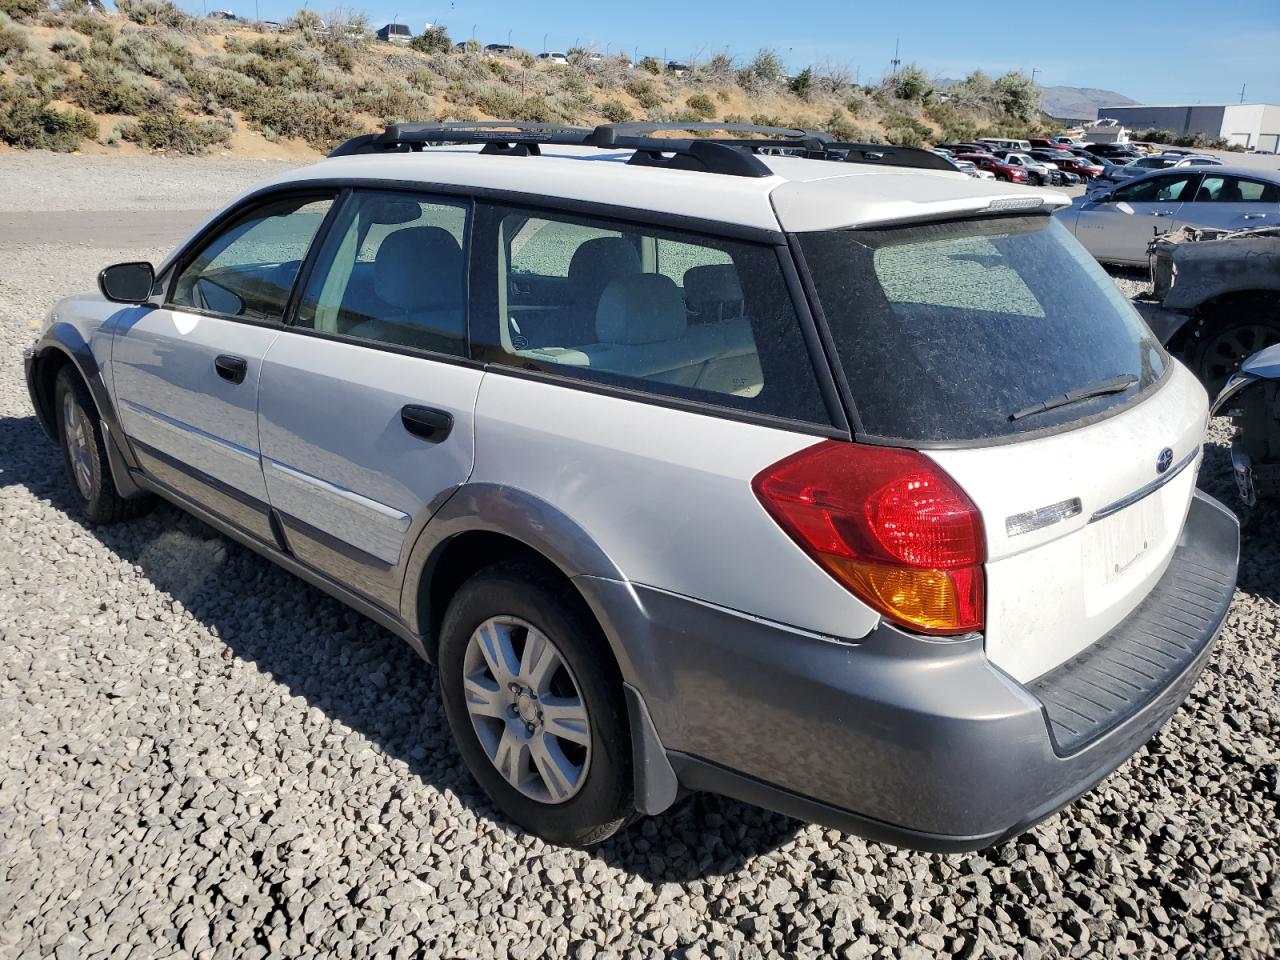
[198,0,1280,104]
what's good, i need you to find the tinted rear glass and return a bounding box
[800,216,1167,442]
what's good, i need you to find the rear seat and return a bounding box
[515,273,763,396]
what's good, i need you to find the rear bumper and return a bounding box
[583,490,1238,852]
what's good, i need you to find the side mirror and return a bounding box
[98,261,155,304]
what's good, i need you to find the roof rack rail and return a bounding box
[327,121,957,175]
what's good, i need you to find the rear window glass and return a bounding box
[800,215,1167,442]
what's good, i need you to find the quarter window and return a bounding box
[293,191,470,355]
[470,204,832,425]
[170,196,333,321]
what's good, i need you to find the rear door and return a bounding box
[256,189,482,610]
[1076,172,1199,264]
[111,193,336,542]
[1174,173,1280,231]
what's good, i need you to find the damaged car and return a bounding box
[1212,344,1280,506]
[1131,223,1280,391]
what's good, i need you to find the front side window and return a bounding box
[800,216,1166,442]
[1111,174,1197,204]
[470,204,832,425]
[293,190,469,355]
[171,195,333,321]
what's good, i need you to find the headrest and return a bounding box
[682,264,743,303]
[567,236,641,303]
[374,226,463,310]
[596,274,688,345]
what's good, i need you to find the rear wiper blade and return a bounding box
[1008,374,1138,422]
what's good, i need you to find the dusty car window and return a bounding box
[801,216,1166,442]
[170,196,333,322]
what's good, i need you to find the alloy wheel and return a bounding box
[62,392,93,499]
[461,615,592,804]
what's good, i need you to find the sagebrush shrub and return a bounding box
[121,109,230,153]
[0,77,97,150]
[685,93,715,119]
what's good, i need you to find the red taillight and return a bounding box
[752,441,985,635]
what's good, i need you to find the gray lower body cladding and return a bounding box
[581,490,1238,852]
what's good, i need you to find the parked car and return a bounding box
[938,142,989,156]
[1055,167,1280,268]
[537,51,568,65]
[978,137,1032,152]
[1087,143,1142,161]
[1037,151,1103,180]
[953,159,994,180]
[1029,137,1070,151]
[1213,342,1280,506]
[955,152,1027,182]
[992,150,1054,185]
[1134,224,1280,391]
[1095,154,1227,187]
[24,120,1238,853]
[1028,150,1086,185]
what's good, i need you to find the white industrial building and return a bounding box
[1097,103,1280,152]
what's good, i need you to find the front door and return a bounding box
[112,193,336,542]
[256,189,482,610]
[1077,172,1199,265]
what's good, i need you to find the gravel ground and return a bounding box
[1,153,1278,960]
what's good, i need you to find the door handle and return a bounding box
[214,354,247,384]
[400,405,453,443]
[1242,213,1267,220]
[1151,210,1176,217]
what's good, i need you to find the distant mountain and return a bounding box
[935,79,1137,122]
[1038,86,1138,122]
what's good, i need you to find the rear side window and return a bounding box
[800,216,1167,442]
[1192,176,1279,203]
[171,195,333,321]
[469,204,832,425]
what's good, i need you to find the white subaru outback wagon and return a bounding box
[25,122,1239,851]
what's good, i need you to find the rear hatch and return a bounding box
[799,214,1208,683]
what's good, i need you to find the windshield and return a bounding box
[1135,157,1172,168]
[799,216,1167,442]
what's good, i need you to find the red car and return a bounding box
[1045,153,1104,180]
[1029,137,1072,151]
[955,153,1027,182]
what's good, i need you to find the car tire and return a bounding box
[438,559,634,847]
[1189,307,1280,395]
[54,368,155,525]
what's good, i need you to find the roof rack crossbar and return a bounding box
[327,122,959,174]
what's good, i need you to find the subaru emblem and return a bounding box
[1156,447,1174,474]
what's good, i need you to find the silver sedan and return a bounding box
[1054,166,1280,266]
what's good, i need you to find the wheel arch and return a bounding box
[30,326,145,497]
[401,483,628,665]
[403,486,680,817]
[1173,288,1280,364]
